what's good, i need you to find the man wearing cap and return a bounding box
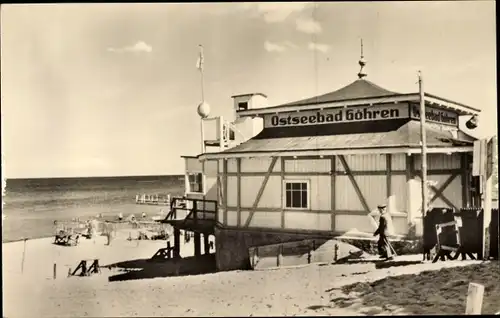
[373,204,393,260]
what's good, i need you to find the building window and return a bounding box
[222,125,236,142]
[188,173,204,193]
[238,102,248,111]
[284,181,309,209]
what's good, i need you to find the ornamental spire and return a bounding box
[357,38,367,79]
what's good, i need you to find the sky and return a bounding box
[1,2,497,179]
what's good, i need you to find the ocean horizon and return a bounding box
[2,174,186,243]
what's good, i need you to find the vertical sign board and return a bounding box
[482,137,494,259]
[486,138,494,179]
[472,140,482,177]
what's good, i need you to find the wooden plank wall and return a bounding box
[220,154,415,235]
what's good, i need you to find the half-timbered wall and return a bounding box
[407,153,466,232]
[219,154,413,235]
[209,151,470,236]
[204,160,218,202]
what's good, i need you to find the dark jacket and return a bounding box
[374,213,389,237]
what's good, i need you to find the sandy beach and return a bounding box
[3,228,498,317]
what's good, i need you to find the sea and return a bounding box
[2,175,185,243]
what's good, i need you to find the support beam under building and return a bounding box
[194,232,201,256]
[203,233,210,255]
[173,228,180,258]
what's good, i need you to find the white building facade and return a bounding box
[181,77,481,271]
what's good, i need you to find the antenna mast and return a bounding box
[358,39,367,79]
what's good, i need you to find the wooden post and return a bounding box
[194,232,201,257]
[251,248,256,268]
[173,228,180,258]
[167,241,172,259]
[21,238,27,274]
[203,233,210,255]
[281,157,286,229]
[277,244,283,267]
[193,203,201,257]
[418,71,429,229]
[465,282,484,314]
[253,248,259,268]
[331,156,336,231]
[53,263,57,280]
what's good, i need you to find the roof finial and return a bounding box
[358,38,367,80]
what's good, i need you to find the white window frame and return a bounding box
[186,171,206,195]
[283,179,310,210]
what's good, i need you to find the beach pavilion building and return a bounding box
[169,56,483,271]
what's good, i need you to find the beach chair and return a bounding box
[68,234,80,246]
[54,230,69,245]
[432,218,463,263]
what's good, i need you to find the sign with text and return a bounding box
[410,104,458,126]
[263,104,409,128]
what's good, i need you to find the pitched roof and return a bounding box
[213,121,476,155]
[277,79,399,107]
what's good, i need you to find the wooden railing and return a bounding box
[164,197,217,224]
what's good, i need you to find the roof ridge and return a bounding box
[360,79,398,95]
[278,79,400,107]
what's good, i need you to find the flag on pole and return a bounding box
[196,44,204,71]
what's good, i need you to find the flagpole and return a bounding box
[200,49,205,103]
[198,44,206,154]
[419,71,428,240]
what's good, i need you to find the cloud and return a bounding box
[308,42,330,53]
[264,40,298,53]
[241,2,309,23]
[296,17,322,34]
[107,41,153,54]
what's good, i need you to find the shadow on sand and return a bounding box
[325,262,500,315]
[105,254,216,282]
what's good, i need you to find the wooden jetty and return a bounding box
[135,193,171,206]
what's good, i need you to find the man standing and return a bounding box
[373,204,394,260]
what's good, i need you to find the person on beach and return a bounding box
[86,220,93,239]
[118,212,123,221]
[142,212,146,219]
[373,204,393,260]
